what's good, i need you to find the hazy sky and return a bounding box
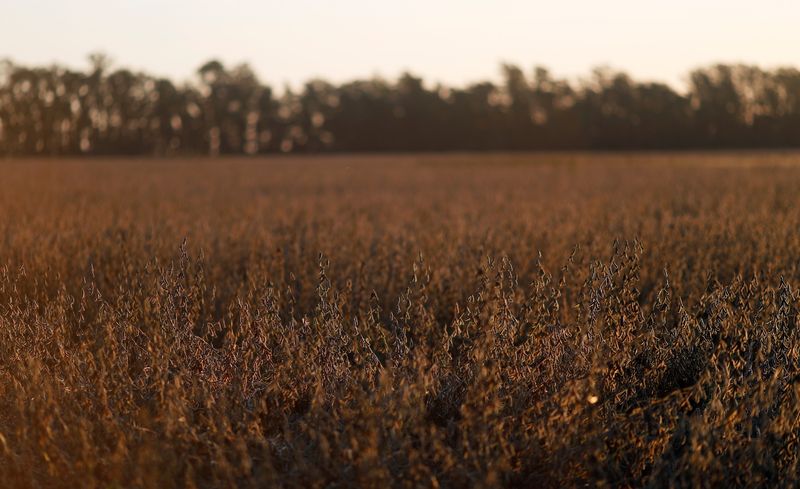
[3,0,799,90]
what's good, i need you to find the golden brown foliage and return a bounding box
[1,152,800,488]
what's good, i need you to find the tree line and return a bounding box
[2,54,800,156]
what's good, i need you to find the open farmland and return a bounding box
[2,152,800,487]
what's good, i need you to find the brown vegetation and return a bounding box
[1,152,800,487]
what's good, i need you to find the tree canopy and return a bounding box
[2,56,800,156]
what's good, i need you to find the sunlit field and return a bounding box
[2,152,800,487]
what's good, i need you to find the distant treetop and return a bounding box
[1,56,799,156]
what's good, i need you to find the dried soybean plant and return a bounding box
[1,153,800,488]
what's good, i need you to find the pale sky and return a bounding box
[2,0,799,91]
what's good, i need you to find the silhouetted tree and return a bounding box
[2,57,800,156]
